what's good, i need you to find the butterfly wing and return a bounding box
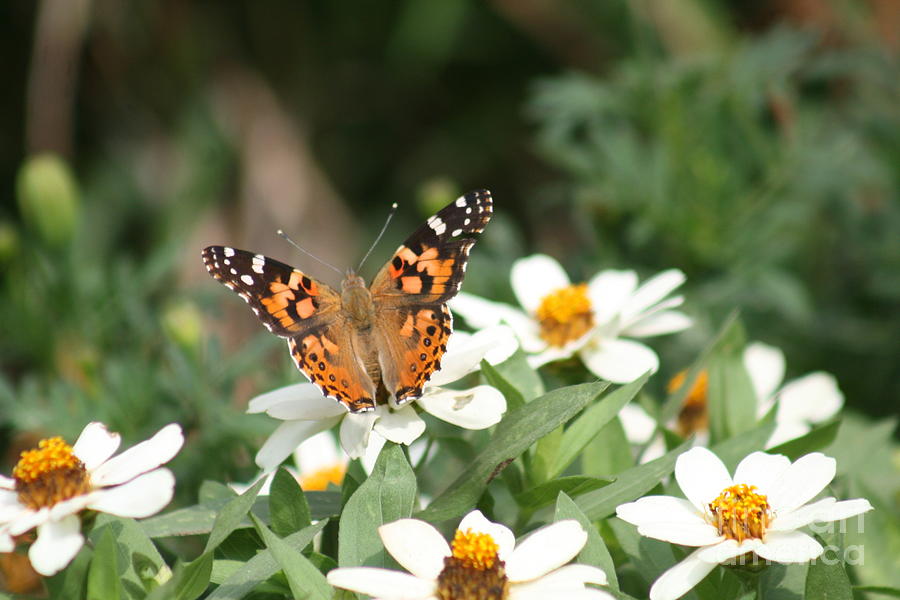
[202,246,341,336]
[370,189,492,405]
[202,246,376,412]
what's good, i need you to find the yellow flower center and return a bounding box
[535,283,594,348]
[708,484,771,543]
[667,370,710,437]
[298,464,346,491]
[12,437,92,510]
[436,529,509,600]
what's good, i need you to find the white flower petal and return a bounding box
[587,270,638,326]
[618,404,658,444]
[768,498,837,532]
[754,530,823,563]
[458,510,516,559]
[636,522,724,547]
[623,310,693,338]
[766,453,836,513]
[648,548,718,600]
[29,515,84,576]
[432,325,519,386]
[450,292,506,329]
[743,342,785,403]
[509,564,610,597]
[373,406,426,446]
[506,520,586,582]
[361,431,386,474]
[810,498,873,524]
[263,385,347,420]
[90,424,183,487]
[418,385,506,430]
[511,254,572,314]
[0,475,14,490]
[765,422,812,448]
[378,519,450,580]
[72,422,122,471]
[0,530,12,552]
[256,418,339,471]
[8,508,48,536]
[527,337,586,367]
[579,337,659,383]
[340,412,377,459]
[326,567,436,599]
[696,539,761,563]
[512,588,615,600]
[87,468,175,517]
[732,452,791,495]
[294,431,344,476]
[674,447,733,511]
[616,496,706,527]
[620,269,686,324]
[776,373,843,425]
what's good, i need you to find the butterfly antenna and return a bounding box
[357,202,399,272]
[276,230,344,275]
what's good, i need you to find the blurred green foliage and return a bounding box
[1,0,897,512]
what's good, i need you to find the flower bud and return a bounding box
[16,154,80,246]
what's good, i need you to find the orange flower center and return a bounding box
[667,370,710,437]
[298,464,346,491]
[708,484,771,542]
[12,437,91,510]
[436,529,509,600]
[535,284,594,347]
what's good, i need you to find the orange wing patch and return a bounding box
[375,305,452,406]
[289,330,376,413]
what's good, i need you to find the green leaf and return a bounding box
[339,443,416,568]
[555,492,619,591]
[206,520,327,600]
[552,373,650,479]
[491,348,544,401]
[251,514,331,600]
[531,425,563,484]
[516,476,613,509]
[853,587,900,598]
[45,547,92,600]
[607,517,676,589]
[576,440,691,521]
[146,552,213,600]
[806,541,853,600]
[767,420,841,461]
[480,359,525,411]
[87,527,123,600]
[269,467,312,537]
[758,564,809,600]
[582,416,634,478]
[706,352,757,442]
[89,515,167,597]
[205,477,267,552]
[708,419,776,472]
[418,381,609,522]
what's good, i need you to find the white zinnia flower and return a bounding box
[616,447,872,600]
[451,254,691,383]
[250,324,517,468]
[0,422,183,576]
[327,509,614,600]
[619,342,844,462]
[744,342,844,447]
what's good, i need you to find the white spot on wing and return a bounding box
[451,228,462,236]
[230,268,237,275]
[427,216,447,235]
[240,274,254,286]
[464,218,470,225]
[252,254,265,274]
[224,247,235,257]
[456,197,467,207]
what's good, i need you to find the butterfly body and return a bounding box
[202,189,492,413]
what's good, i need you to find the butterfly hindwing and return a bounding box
[288,327,377,413]
[374,304,452,405]
[370,189,492,304]
[201,246,340,337]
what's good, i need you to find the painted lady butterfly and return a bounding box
[202,189,492,413]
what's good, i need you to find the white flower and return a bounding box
[230,430,353,495]
[0,422,183,576]
[616,447,872,600]
[451,254,691,383]
[250,324,518,468]
[619,342,844,462]
[327,509,614,600]
[744,342,844,447]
